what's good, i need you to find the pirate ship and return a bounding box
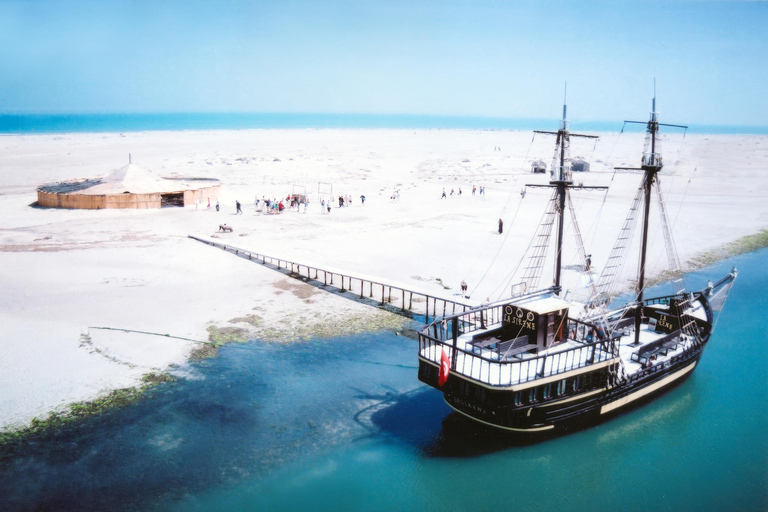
[417,90,737,433]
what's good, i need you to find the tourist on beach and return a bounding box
[472,185,476,195]
[216,200,220,211]
[498,218,503,234]
[461,280,468,298]
[441,188,446,199]
[458,188,462,196]
[450,188,454,197]
[360,195,366,205]
[236,200,242,214]
[207,198,211,209]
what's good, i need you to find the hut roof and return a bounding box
[79,164,188,195]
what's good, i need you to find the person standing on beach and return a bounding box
[236,200,242,214]
[498,218,503,234]
[472,185,476,195]
[216,200,220,211]
[441,188,446,199]
[360,194,366,205]
[461,280,468,298]
[207,198,211,210]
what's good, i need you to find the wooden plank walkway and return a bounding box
[188,235,473,323]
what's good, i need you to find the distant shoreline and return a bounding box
[2,113,767,135]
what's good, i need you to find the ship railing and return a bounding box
[419,302,614,388]
[419,332,614,388]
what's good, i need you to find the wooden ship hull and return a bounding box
[417,279,734,434]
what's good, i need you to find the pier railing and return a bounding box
[188,235,471,323]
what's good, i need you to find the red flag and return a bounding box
[438,349,450,387]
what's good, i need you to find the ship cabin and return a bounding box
[471,296,572,358]
[417,292,622,425]
[419,293,621,389]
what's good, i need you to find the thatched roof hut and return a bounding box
[37,163,220,209]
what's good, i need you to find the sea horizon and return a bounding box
[1,112,767,135]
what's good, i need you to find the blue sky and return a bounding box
[1,0,766,125]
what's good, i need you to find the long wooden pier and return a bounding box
[188,235,472,323]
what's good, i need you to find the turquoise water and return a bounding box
[1,250,766,511]
[1,113,766,135]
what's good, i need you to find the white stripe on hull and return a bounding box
[600,361,697,415]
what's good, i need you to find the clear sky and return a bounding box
[1,0,766,125]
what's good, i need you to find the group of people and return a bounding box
[441,185,485,199]
[337,194,354,207]
[254,196,286,214]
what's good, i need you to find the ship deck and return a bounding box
[418,297,709,388]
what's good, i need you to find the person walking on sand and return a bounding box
[472,185,476,195]
[461,280,468,298]
[216,200,220,212]
[236,200,242,214]
[498,218,503,234]
[207,198,211,210]
[360,194,366,205]
[441,188,446,199]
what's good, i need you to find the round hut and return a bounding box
[37,162,220,209]
[571,158,590,173]
[531,159,547,174]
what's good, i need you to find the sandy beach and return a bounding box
[2,128,767,431]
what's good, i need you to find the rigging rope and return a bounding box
[465,133,536,293]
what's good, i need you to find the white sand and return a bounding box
[1,128,766,430]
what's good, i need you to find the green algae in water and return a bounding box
[0,372,176,446]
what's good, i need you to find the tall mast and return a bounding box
[527,84,602,294]
[553,83,569,290]
[618,84,687,344]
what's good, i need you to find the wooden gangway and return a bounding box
[188,235,472,323]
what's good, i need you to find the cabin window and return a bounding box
[513,391,522,406]
[528,387,537,403]
[557,379,566,396]
[572,376,582,393]
[542,383,552,399]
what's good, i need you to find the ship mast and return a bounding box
[527,84,602,293]
[617,84,688,344]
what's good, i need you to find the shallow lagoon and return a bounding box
[1,250,766,512]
